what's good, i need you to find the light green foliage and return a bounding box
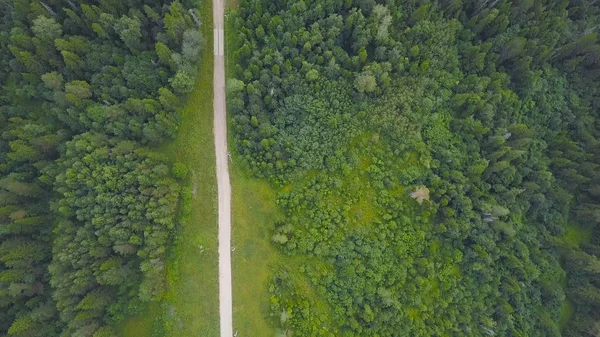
[354,72,377,93]
[65,80,92,99]
[163,1,189,45]
[92,23,108,38]
[60,50,83,70]
[31,15,62,42]
[172,162,189,179]
[92,327,117,337]
[7,316,35,335]
[305,69,319,81]
[54,36,90,54]
[181,29,204,64]
[158,87,180,110]
[373,4,392,43]
[226,78,245,94]
[169,70,195,94]
[41,71,63,91]
[115,15,141,52]
[155,42,173,65]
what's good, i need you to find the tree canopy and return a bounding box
[0,0,204,335]
[229,0,600,336]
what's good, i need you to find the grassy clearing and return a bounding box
[119,0,219,335]
[118,303,161,337]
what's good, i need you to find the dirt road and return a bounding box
[212,0,232,336]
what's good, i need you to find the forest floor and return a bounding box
[118,0,220,336]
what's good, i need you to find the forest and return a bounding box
[0,0,203,336]
[228,0,600,336]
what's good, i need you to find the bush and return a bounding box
[172,162,189,179]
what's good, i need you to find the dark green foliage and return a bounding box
[50,133,178,334]
[0,110,64,336]
[231,0,600,336]
[0,0,203,335]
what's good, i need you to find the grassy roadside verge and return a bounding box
[230,164,280,335]
[119,0,219,335]
[223,4,280,335]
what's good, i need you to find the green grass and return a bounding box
[224,5,239,78]
[119,0,219,336]
[118,303,161,337]
[230,164,281,336]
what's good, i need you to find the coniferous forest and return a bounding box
[3,0,600,336]
[228,0,600,336]
[0,0,203,336]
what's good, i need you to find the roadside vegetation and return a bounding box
[231,164,279,336]
[226,6,283,335]
[120,1,219,336]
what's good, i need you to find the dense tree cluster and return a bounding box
[50,133,179,335]
[0,0,202,336]
[230,0,600,336]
